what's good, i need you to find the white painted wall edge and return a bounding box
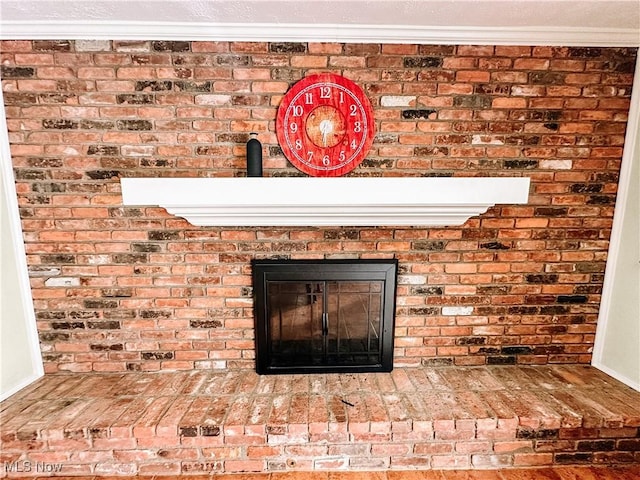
[591,54,640,390]
[591,362,640,393]
[0,373,43,403]
[0,21,638,47]
[0,91,44,402]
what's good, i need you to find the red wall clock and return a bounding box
[276,73,375,177]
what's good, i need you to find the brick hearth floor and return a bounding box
[1,365,639,477]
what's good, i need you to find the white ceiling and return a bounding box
[0,0,636,28]
[1,0,639,46]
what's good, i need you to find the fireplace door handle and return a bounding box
[321,312,329,337]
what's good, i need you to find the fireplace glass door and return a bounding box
[252,259,397,374]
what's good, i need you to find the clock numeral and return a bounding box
[322,155,330,166]
[339,91,345,104]
[351,139,358,150]
[295,139,302,150]
[305,93,313,105]
[350,104,358,116]
[290,123,298,133]
[354,121,362,133]
[307,151,314,162]
[339,151,346,162]
[292,105,303,117]
[319,86,331,99]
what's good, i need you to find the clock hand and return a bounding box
[319,119,333,147]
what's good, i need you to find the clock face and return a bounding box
[276,73,375,177]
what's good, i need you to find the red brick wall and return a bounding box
[1,40,636,373]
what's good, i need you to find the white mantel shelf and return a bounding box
[120,177,531,227]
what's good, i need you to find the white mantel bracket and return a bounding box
[120,177,530,227]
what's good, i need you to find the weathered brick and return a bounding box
[576,439,616,451]
[190,320,222,329]
[87,320,120,328]
[453,95,492,109]
[87,145,119,155]
[43,119,78,129]
[557,295,588,304]
[2,39,633,374]
[116,119,152,130]
[142,351,174,360]
[33,40,72,51]
[505,159,539,169]
[116,93,154,104]
[402,109,437,119]
[518,428,560,440]
[404,56,443,68]
[1,66,36,77]
[484,352,517,364]
[555,452,594,463]
[152,41,190,52]
[86,170,121,179]
[269,42,307,53]
[618,439,640,451]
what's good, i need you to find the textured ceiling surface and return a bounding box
[1,0,638,29]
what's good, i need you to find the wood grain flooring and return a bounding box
[13,465,640,479]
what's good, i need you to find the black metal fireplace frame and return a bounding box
[252,258,398,375]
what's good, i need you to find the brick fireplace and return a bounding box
[1,39,639,475]
[1,40,636,374]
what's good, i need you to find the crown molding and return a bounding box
[120,177,531,227]
[1,21,638,47]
